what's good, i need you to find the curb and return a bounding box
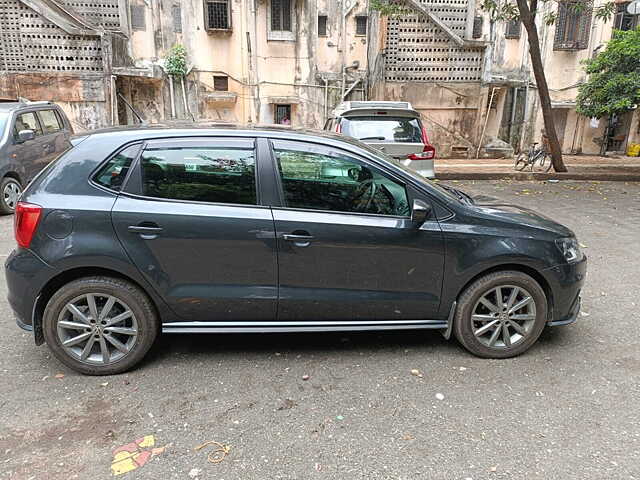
[435,172,640,182]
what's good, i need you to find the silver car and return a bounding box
[324,101,435,178]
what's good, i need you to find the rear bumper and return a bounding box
[542,254,587,326]
[401,159,435,178]
[5,248,51,330]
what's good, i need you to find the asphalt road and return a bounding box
[1,180,639,480]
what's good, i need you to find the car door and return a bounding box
[111,137,278,322]
[269,139,444,321]
[8,111,46,183]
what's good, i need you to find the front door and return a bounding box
[9,111,47,183]
[269,140,444,321]
[112,137,278,322]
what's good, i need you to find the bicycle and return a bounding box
[514,142,553,173]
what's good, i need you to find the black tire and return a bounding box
[514,154,528,171]
[532,153,553,173]
[0,177,22,214]
[453,271,548,359]
[43,276,159,375]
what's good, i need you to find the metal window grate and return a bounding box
[172,5,182,33]
[206,0,230,30]
[472,15,482,38]
[318,15,327,36]
[554,0,592,50]
[214,76,229,91]
[271,0,292,32]
[275,104,291,124]
[384,1,484,83]
[355,16,367,36]
[505,19,521,39]
[130,5,146,31]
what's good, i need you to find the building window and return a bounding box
[472,16,483,39]
[553,1,593,51]
[505,19,521,39]
[355,15,367,36]
[275,104,292,125]
[214,76,229,91]
[613,2,638,31]
[172,5,182,33]
[271,0,292,31]
[318,15,327,36]
[130,5,146,31]
[205,0,231,30]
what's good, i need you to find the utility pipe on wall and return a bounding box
[476,87,498,159]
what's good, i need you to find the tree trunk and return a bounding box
[516,0,568,172]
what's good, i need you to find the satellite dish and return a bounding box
[627,0,640,15]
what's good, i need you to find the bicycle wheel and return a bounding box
[532,152,553,173]
[514,153,528,171]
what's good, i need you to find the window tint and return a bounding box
[93,145,139,191]
[340,116,423,143]
[275,147,409,216]
[140,145,256,205]
[38,110,62,134]
[14,112,42,139]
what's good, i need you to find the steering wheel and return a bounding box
[351,179,377,212]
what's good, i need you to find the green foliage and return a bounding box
[370,0,409,16]
[479,0,614,24]
[577,29,640,118]
[165,44,187,77]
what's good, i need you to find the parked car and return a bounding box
[0,100,73,214]
[325,101,436,178]
[5,125,586,375]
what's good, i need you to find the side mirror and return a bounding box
[411,199,432,226]
[17,129,35,143]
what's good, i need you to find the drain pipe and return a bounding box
[323,77,329,122]
[476,87,498,158]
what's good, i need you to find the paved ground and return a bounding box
[1,180,640,480]
[437,155,640,181]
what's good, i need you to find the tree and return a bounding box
[576,28,640,120]
[373,0,615,172]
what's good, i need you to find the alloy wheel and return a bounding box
[3,181,21,210]
[56,293,138,365]
[471,285,537,348]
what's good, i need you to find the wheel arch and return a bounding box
[455,263,554,320]
[4,171,22,184]
[32,266,162,345]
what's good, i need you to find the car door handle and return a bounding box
[128,224,163,234]
[283,234,314,242]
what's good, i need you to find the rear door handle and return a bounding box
[128,223,163,238]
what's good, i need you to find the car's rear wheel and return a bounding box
[453,271,547,358]
[0,177,22,214]
[43,276,158,375]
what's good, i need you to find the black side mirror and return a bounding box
[17,129,35,143]
[411,199,432,225]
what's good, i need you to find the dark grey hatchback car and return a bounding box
[5,126,586,375]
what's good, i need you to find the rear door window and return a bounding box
[341,116,422,143]
[38,110,62,134]
[139,141,257,205]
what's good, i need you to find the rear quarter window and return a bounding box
[93,145,140,191]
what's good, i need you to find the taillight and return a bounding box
[14,202,42,248]
[420,125,430,145]
[408,144,436,161]
[335,121,341,133]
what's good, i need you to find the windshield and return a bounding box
[341,116,423,143]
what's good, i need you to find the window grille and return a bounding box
[356,16,367,36]
[472,16,482,38]
[205,0,231,30]
[172,5,182,33]
[271,0,292,31]
[214,76,229,91]
[505,19,521,39]
[130,5,146,31]
[554,1,592,51]
[318,15,327,36]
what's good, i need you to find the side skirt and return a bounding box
[162,320,448,334]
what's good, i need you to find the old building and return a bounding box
[1,0,637,157]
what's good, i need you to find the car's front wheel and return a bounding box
[453,271,547,358]
[43,276,158,375]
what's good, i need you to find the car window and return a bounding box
[274,146,410,216]
[38,110,62,134]
[93,144,140,191]
[139,145,257,205]
[341,116,423,143]
[14,112,42,139]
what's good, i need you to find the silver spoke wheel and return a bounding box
[56,293,138,365]
[3,181,21,210]
[471,285,537,349]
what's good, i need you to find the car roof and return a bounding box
[0,101,57,113]
[331,101,420,118]
[76,122,365,147]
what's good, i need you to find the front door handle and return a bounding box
[128,223,163,239]
[283,234,314,241]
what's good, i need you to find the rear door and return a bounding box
[111,137,278,322]
[36,109,71,168]
[269,139,444,321]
